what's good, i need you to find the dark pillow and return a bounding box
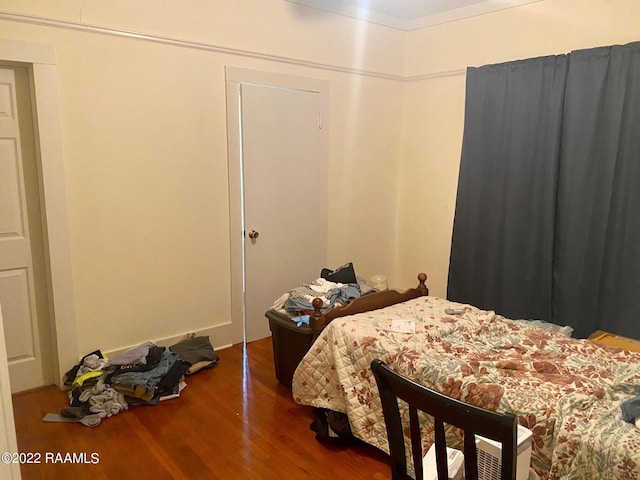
[320,262,357,284]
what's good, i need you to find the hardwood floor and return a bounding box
[12,337,390,479]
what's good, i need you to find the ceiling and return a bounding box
[285,0,541,30]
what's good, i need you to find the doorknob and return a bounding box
[247,230,260,239]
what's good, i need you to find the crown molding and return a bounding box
[0,11,466,81]
[284,0,542,31]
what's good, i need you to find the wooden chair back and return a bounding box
[371,359,518,480]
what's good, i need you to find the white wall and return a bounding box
[0,0,406,356]
[396,0,640,296]
[0,0,638,360]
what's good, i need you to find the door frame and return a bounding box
[0,38,78,385]
[225,67,329,345]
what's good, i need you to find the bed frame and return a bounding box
[308,273,429,333]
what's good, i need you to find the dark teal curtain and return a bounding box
[448,41,640,339]
[448,55,568,322]
[554,43,640,338]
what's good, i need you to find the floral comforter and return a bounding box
[292,296,640,479]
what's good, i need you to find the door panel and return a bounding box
[0,270,33,360]
[0,67,52,392]
[241,83,326,343]
[0,139,23,236]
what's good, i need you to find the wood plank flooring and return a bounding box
[12,337,390,479]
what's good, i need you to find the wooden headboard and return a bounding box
[308,273,428,334]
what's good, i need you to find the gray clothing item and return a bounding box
[170,336,218,364]
[42,413,102,427]
[42,413,79,423]
[111,351,178,391]
[78,379,128,418]
[621,394,640,423]
[286,283,361,313]
[105,341,155,367]
[77,354,107,376]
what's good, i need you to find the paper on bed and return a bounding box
[388,319,415,333]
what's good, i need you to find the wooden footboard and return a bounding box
[308,273,428,333]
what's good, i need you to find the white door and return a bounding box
[0,303,22,480]
[0,66,53,392]
[240,82,328,343]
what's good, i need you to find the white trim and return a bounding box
[0,38,77,386]
[0,37,55,64]
[225,72,244,346]
[225,67,329,345]
[0,304,21,480]
[0,11,475,81]
[406,68,467,81]
[0,12,403,81]
[284,0,542,31]
[226,67,330,94]
[403,0,543,30]
[102,325,233,361]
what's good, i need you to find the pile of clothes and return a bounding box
[284,278,362,314]
[270,263,376,324]
[48,335,218,427]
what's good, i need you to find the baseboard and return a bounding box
[103,321,237,360]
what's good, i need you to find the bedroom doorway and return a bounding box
[0,65,54,392]
[226,68,329,345]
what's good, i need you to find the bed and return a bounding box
[291,274,640,480]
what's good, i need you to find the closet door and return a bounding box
[240,83,327,343]
[0,66,53,392]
